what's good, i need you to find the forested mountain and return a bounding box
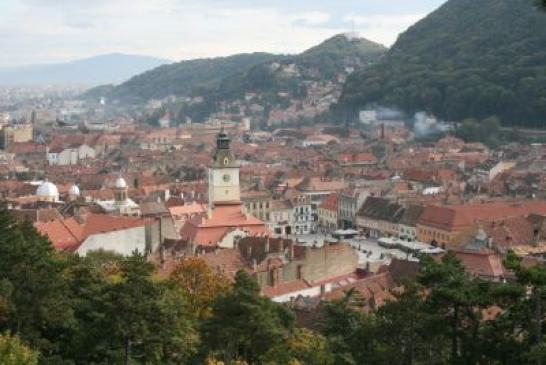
[0,54,171,86]
[85,34,386,105]
[338,0,546,127]
[84,53,279,104]
[208,34,386,102]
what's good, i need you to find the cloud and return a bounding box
[345,13,427,45]
[292,11,331,26]
[0,0,442,67]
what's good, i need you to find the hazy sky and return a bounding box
[0,0,446,67]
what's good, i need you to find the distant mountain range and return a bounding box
[84,34,387,105]
[0,54,172,86]
[338,0,546,126]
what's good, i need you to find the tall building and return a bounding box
[180,130,269,251]
[208,128,241,210]
[0,124,33,149]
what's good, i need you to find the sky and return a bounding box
[0,0,447,67]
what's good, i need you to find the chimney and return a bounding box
[160,245,166,264]
[533,229,540,246]
[289,242,294,260]
[297,264,304,279]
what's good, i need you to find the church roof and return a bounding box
[180,203,269,246]
[35,214,150,252]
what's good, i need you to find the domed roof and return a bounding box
[36,180,59,199]
[68,184,80,196]
[114,176,127,189]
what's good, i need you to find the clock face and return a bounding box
[223,174,231,182]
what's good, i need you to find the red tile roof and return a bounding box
[455,250,506,279]
[418,201,546,233]
[319,193,338,212]
[35,214,150,252]
[180,202,269,246]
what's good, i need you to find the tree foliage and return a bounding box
[203,270,295,364]
[8,207,546,364]
[339,0,546,127]
[0,332,38,365]
[169,257,230,319]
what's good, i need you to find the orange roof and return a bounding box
[418,201,546,232]
[35,214,150,252]
[262,280,311,298]
[35,219,80,251]
[169,203,207,217]
[455,250,506,278]
[180,203,269,246]
[319,193,338,211]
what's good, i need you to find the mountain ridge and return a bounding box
[338,0,546,126]
[85,34,387,105]
[0,54,172,86]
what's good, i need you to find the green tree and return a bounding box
[0,208,73,361]
[0,332,38,365]
[419,253,495,365]
[505,251,546,365]
[374,283,449,365]
[203,270,294,364]
[318,289,371,365]
[262,328,334,365]
[106,253,198,364]
[169,257,230,319]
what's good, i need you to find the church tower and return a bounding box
[208,129,241,211]
[113,174,128,204]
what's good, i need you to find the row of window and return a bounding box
[245,201,271,210]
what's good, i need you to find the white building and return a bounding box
[35,213,160,256]
[35,180,60,202]
[47,144,96,166]
[96,175,140,216]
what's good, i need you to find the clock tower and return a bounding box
[208,128,241,210]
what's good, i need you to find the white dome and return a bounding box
[36,181,59,200]
[68,184,80,196]
[114,176,127,189]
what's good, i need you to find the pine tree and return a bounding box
[203,270,294,364]
[0,208,73,360]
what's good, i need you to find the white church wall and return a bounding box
[77,226,146,256]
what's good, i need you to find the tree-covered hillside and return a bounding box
[209,34,386,102]
[338,0,546,127]
[84,53,279,104]
[85,34,386,106]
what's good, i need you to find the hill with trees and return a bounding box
[84,53,279,104]
[208,34,386,102]
[85,34,386,106]
[338,0,546,127]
